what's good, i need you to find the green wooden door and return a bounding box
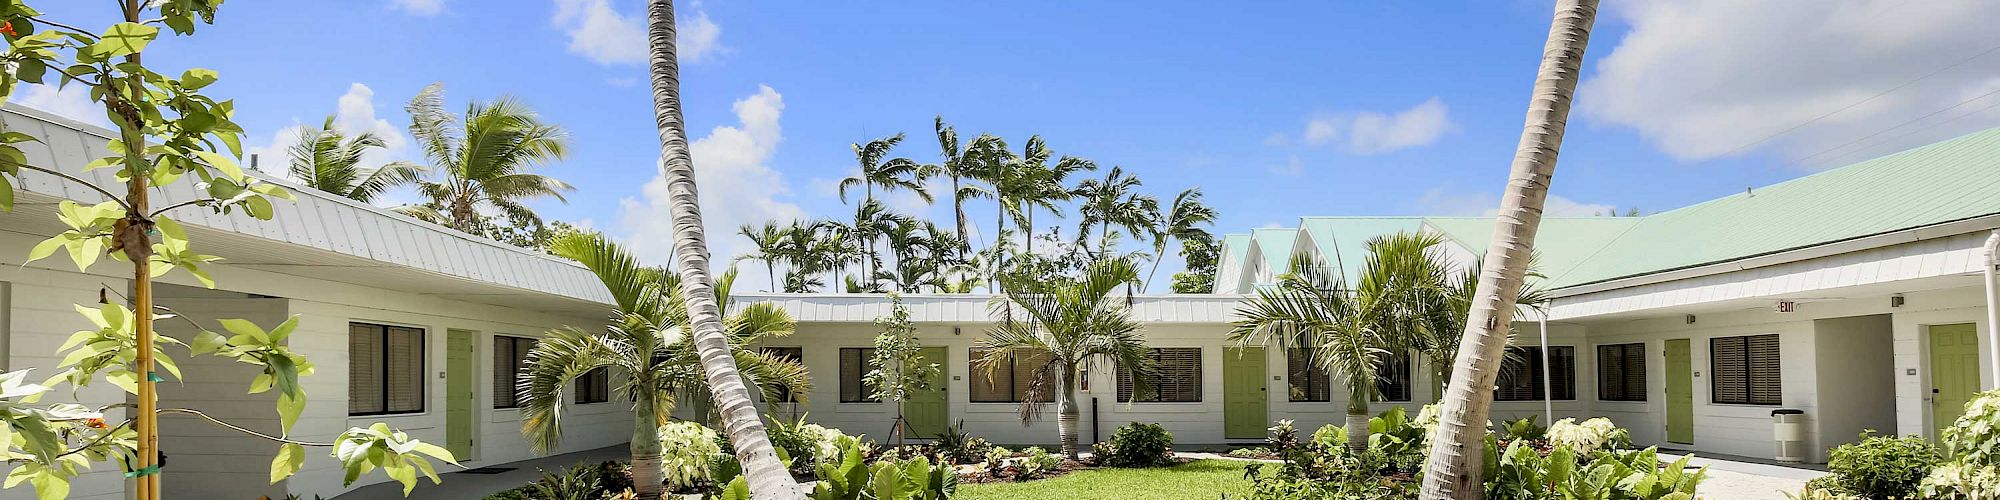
[1224,347,1268,439]
[904,347,949,438]
[1664,339,1693,445]
[1932,324,1981,435]
[445,330,476,459]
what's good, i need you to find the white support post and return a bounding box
[1540,302,1555,425]
[1983,231,2000,389]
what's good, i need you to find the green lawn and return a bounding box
[956,459,1257,500]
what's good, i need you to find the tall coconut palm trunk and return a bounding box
[643,1,805,499]
[1418,1,1598,498]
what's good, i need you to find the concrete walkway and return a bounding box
[1658,452,1823,500]
[332,445,629,500]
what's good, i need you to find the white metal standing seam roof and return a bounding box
[0,105,616,314]
[732,293,1247,323]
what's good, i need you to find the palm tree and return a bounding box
[930,117,992,260]
[1420,1,1599,497]
[1409,253,1548,399]
[850,200,908,291]
[976,258,1149,459]
[838,133,930,206]
[736,221,789,292]
[642,1,806,497]
[1143,188,1216,291]
[397,83,574,236]
[1229,233,1451,453]
[878,218,935,292]
[812,223,861,289]
[1074,165,1156,259]
[1004,137,1093,249]
[520,232,808,500]
[286,116,423,203]
[776,220,825,293]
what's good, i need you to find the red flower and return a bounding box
[0,21,15,37]
[85,418,106,429]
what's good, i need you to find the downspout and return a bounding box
[1984,231,2000,389]
[1539,301,1554,425]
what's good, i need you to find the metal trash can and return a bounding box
[1772,409,1806,463]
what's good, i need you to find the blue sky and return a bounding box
[17,0,2000,290]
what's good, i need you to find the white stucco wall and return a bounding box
[1812,314,1896,458]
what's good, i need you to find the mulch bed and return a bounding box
[955,459,1095,484]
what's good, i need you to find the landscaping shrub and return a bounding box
[1497,415,1546,441]
[1020,447,1062,478]
[1099,422,1176,467]
[1818,431,1940,499]
[482,461,633,500]
[766,413,850,472]
[1365,406,1427,471]
[659,421,721,490]
[933,419,992,464]
[800,435,956,499]
[1310,423,1347,450]
[1924,390,2000,498]
[984,446,1013,476]
[1545,417,1630,454]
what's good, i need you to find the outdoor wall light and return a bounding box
[1891,294,1906,308]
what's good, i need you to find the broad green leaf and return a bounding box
[268,315,300,343]
[270,443,305,483]
[90,22,158,59]
[217,318,270,344]
[276,392,304,435]
[188,330,227,355]
[245,195,273,220]
[385,458,418,494]
[23,236,61,264]
[105,370,138,394]
[27,469,67,500]
[194,151,245,181]
[180,68,218,90]
[0,175,11,211]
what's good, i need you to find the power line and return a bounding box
[1715,42,2000,159]
[1811,89,2000,167]
[1794,85,2000,165]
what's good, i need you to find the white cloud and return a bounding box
[1267,155,1304,176]
[618,85,803,283]
[12,84,108,128]
[1298,97,1453,154]
[390,0,444,16]
[1580,0,2000,167]
[1415,189,1619,217]
[551,0,723,66]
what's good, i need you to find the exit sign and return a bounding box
[1776,300,1798,313]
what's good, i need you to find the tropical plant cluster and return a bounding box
[1240,407,1703,500]
[483,462,635,500]
[711,434,957,500]
[1094,422,1177,468]
[734,118,1218,294]
[1792,391,2000,499]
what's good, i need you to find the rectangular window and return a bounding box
[575,367,610,404]
[969,349,1056,403]
[1286,348,1330,402]
[1374,349,1413,402]
[840,348,879,403]
[493,336,536,408]
[762,347,803,403]
[1597,343,1647,402]
[1118,348,1203,403]
[1711,334,1781,405]
[1495,346,1575,402]
[349,323,425,415]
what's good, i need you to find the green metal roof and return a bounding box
[1541,127,2000,288]
[1227,126,2000,293]
[1250,228,1298,278]
[1422,217,1641,284]
[1221,233,1252,265]
[1299,217,1429,284]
